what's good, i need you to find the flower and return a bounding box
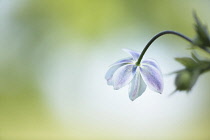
[105,48,164,101]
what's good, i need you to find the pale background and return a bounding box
[0,0,210,140]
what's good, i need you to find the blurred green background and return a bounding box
[0,0,210,139]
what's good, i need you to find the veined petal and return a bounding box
[113,64,137,90]
[141,59,161,71]
[129,69,147,101]
[140,64,163,93]
[105,64,124,85]
[122,48,140,61]
[110,57,133,66]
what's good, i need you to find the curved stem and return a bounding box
[136,30,193,65]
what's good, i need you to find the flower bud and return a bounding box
[175,70,199,92]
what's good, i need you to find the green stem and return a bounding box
[200,64,210,74]
[136,30,193,65]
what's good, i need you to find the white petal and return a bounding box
[113,64,137,90]
[140,64,163,93]
[141,59,161,71]
[105,64,124,85]
[110,57,133,66]
[122,48,140,61]
[129,69,147,101]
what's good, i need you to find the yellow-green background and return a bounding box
[0,0,210,139]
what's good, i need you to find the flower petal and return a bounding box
[113,64,137,90]
[105,64,125,85]
[140,64,163,93]
[122,48,140,61]
[129,69,147,101]
[110,57,133,66]
[141,59,161,71]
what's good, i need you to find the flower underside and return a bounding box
[105,48,163,101]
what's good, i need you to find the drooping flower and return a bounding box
[105,48,163,101]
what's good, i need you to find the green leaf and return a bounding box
[191,52,200,62]
[175,57,197,68]
[193,12,210,49]
[191,45,210,60]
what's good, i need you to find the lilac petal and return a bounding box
[112,64,137,90]
[122,48,140,61]
[110,57,133,66]
[140,64,163,93]
[141,59,161,71]
[129,69,147,101]
[105,64,125,85]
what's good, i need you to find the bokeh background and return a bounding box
[0,0,210,139]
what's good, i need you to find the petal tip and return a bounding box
[122,48,140,61]
[157,88,163,94]
[155,87,163,94]
[129,96,135,101]
[122,48,128,51]
[113,86,119,90]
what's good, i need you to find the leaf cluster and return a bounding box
[174,13,210,93]
[174,54,210,92]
